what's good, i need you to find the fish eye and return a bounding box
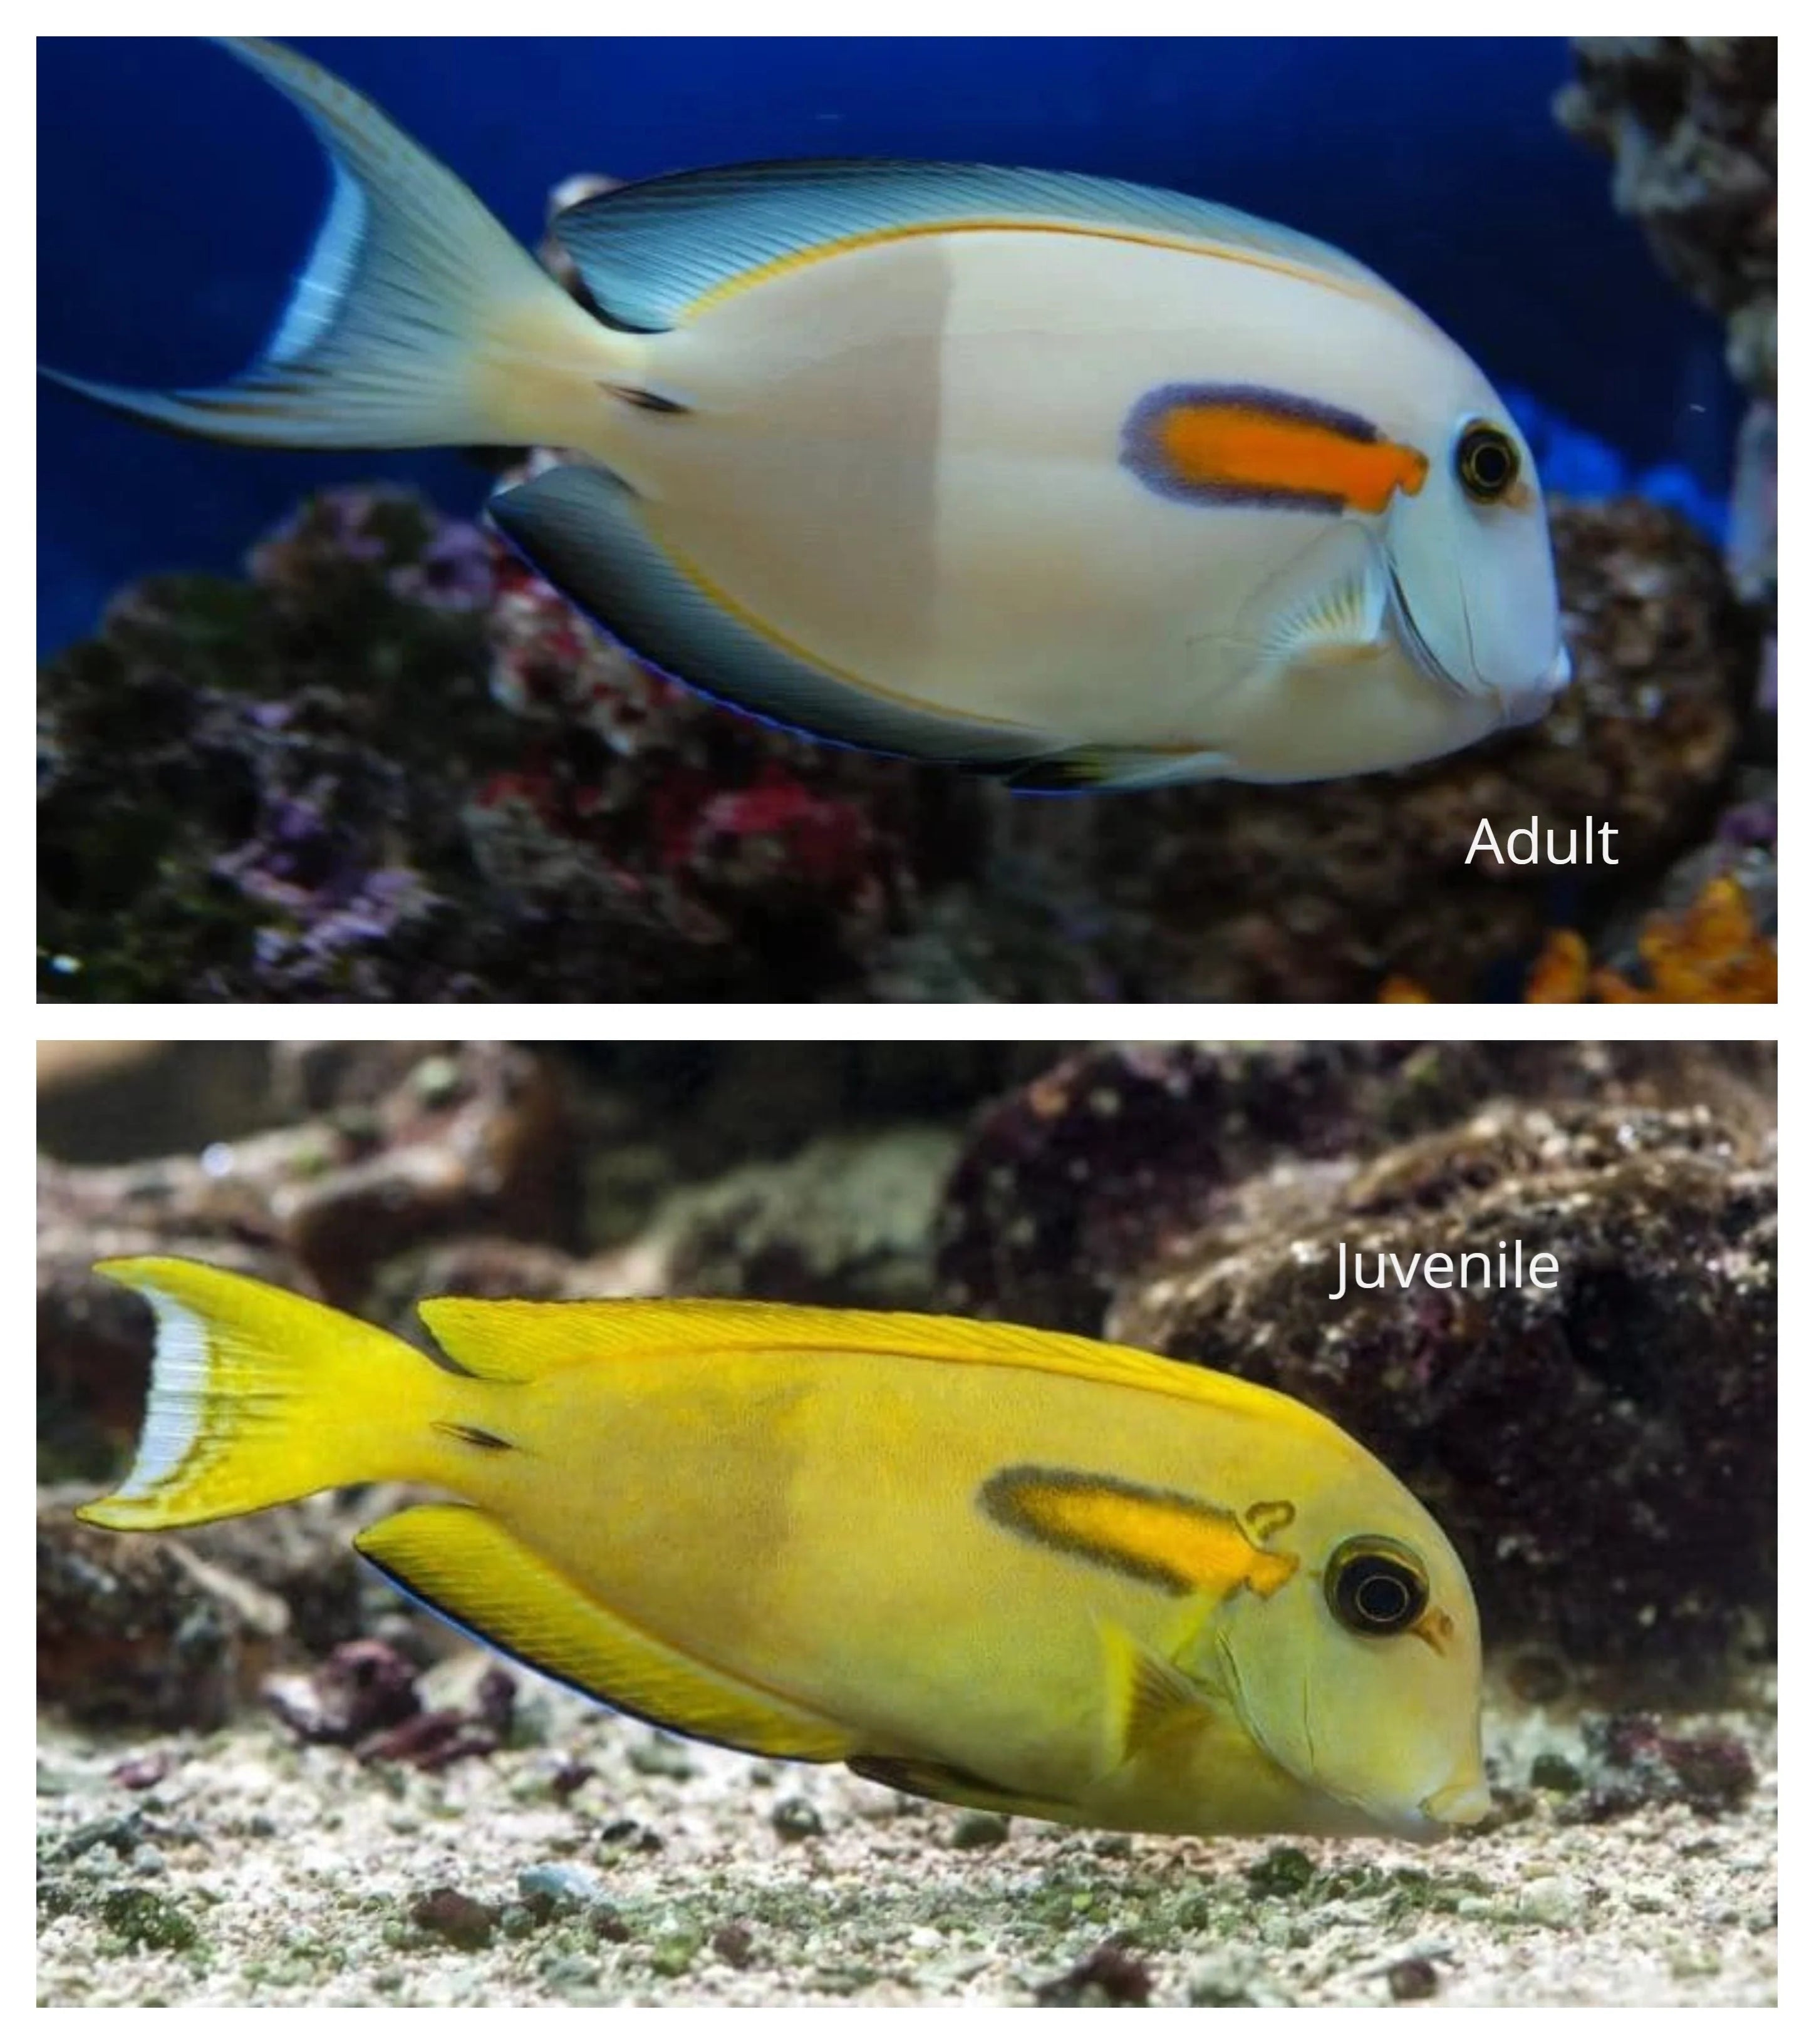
[1325,1536,1429,1637]
[1455,421,1520,503]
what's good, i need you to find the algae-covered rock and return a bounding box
[97,1886,204,1954]
[646,1125,961,1309]
[936,1042,1771,1331]
[37,1503,288,1730]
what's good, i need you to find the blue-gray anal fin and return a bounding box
[487,463,1037,765]
[553,159,1392,334]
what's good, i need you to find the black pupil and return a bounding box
[1354,1566,1412,1624]
[1466,434,1511,490]
[1326,1537,1428,1635]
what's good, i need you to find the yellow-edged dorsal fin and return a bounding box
[355,1503,852,1763]
[978,1465,1301,1601]
[415,1295,1304,1430]
[551,160,1416,334]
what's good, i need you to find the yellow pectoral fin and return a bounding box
[1099,1621,1220,1765]
[355,1504,852,1763]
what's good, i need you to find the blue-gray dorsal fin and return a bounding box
[487,462,1040,766]
[552,158,1401,334]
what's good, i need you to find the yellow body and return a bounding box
[81,1259,1488,1840]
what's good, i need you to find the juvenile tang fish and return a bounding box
[80,1259,1487,1839]
[43,39,1569,791]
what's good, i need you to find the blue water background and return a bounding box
[38,36,1733,654]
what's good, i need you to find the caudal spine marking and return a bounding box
[1243,1499,1297,1542]
[1121,382,1428,514]
[604,384,691,415]
[433,1421,514,1452]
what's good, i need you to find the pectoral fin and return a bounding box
[356,1503,851,1762]
[1237,520,1392,676]
[1099,1622,1220,1765]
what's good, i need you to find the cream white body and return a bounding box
[48,38,1570,787]
[583,230,1518,776]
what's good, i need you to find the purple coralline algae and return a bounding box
[39,485,990,1003]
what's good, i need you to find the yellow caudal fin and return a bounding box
[357,1503,854,1763]
[41,38,631,453]
[78,1258,457,1532]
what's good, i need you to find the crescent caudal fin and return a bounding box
[78,1257,455,1531]
[40,38,628,453]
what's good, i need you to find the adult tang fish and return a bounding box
[43,43,1568,789]
[80,1258,1488,1840]
[46,42,1569,791]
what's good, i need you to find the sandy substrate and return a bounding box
[36,1663,1776,2008]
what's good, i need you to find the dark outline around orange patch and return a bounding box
[1122,382,1428,515]
[978,1465,1298,1599]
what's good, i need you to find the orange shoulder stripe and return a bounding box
[1123,383,1428,514]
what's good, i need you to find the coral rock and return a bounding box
[1562,1712,1760,1822]
[38,1503,288,1730]
[39,485,985,1002]
[1557,38,1777,395]
[263,1639,423,1747]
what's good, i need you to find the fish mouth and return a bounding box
[1495,641,1572,729]
[1387,560,1572,731]
[1419,1775,1491,1827]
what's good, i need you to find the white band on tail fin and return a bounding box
[108,1286,213,1504]
[41,37,627,452]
